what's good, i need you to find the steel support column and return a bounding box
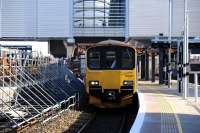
[177,41,182,93]
[137,55,141,79]
[152,52,156,82]
[164,50,168,85]
[145,51,149,81]
[159,48,165,84]
[168,48,171,87]
[141,54,145,79]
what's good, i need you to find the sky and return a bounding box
[0,41,49,56]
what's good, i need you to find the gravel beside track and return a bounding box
[17,110,92,133]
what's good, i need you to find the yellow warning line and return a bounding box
[170,102,183,133]
[155,90,183,133]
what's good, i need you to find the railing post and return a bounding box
[77,93,79,109]
[194,73,198,103]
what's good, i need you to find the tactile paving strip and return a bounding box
[156,91,183,133]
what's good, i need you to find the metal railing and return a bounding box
[188,72,200,103]
[0,48,83,132]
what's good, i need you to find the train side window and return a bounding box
[88,51,100,69]
[121,48,134,69]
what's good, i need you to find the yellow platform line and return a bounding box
[155,90,183,133]
[170,102,183,133]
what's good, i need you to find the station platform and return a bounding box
[130,81,200,133]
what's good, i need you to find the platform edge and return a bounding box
[129,91,146,133]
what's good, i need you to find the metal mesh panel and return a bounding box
[0,47,83,131]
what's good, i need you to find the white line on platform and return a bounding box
[129,91,146,133]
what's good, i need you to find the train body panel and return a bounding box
[86,69,137,91]
[88,95,134,108]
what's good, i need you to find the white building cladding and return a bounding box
[128,0,200,38]
[172,0,200,37]
[0,0,73,39]
[0,0,200,39]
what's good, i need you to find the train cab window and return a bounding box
[121,48,134,69]
[88,46,135,70]
[105,51,117,69]
[88,51,100,69]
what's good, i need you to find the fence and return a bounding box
[0,47,84,132]
[188,72,200,103]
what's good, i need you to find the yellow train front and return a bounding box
[85,40,137,108]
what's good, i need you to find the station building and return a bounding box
[0,0,200,39]
[0,0,200,82]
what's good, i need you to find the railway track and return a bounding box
[78,106,138,133]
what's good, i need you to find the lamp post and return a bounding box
[183,0,189,99]
[168,0,172,88]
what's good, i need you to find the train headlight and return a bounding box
[123,81,133,86]
[89,81,99,86]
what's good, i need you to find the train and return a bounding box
[85,40,137,108]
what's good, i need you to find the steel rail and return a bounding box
[77,113,96,133]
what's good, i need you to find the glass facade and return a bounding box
[73,0,126,28]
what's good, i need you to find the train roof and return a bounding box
[86,40,136,51]
[96,40,126,46]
